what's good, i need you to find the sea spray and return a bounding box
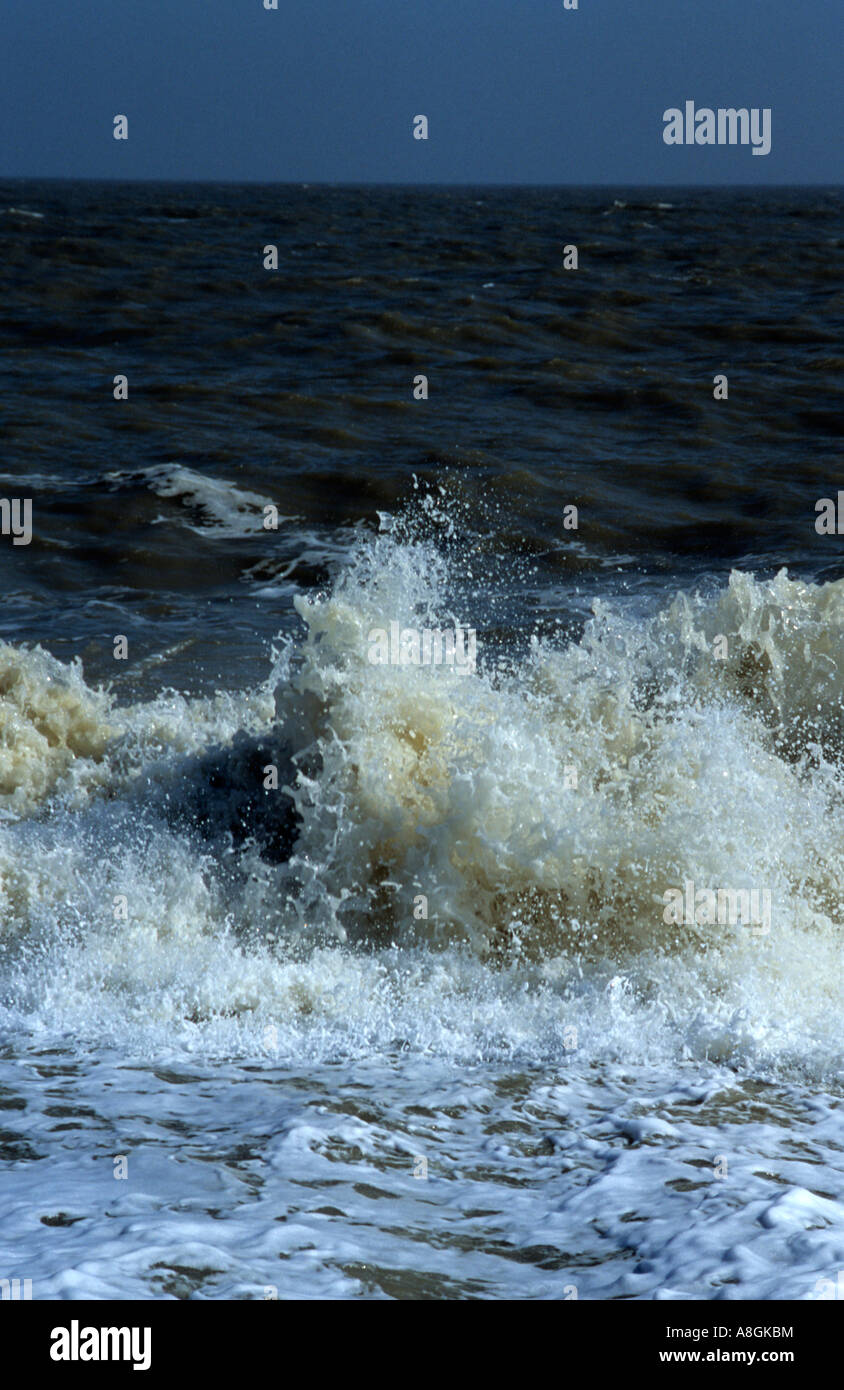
[0,529,840,1083]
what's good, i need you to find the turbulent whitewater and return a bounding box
[1,181,842,1300]
[0,527,842,1299]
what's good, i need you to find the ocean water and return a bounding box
[0,182,842,1300]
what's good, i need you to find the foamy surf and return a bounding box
[0,529,837,1077]
[0,520,842,1300]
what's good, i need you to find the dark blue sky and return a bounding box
[2,0,841,183]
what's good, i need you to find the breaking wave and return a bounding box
[0,523,841,1080]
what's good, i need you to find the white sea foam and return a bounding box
[2,207,45,220]
[0,531,841,1297]
[0,536,839,1070]
[141,464,296,537]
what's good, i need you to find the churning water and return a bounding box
[0,183,842,1299]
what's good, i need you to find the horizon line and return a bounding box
[0,175,841,191]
